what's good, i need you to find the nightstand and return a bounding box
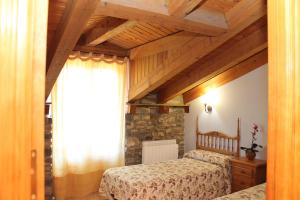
[230,157,266,193]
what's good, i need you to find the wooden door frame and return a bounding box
[0,1,48,199]
[267,0,300,199]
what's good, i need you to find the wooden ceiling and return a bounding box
[107,22,180,49]
[47,0,243,54]
[48,1,179,53]
[46,0,267,101]
[48,0,68,52]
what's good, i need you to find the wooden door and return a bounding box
[0,0,48,199]
[267,0,300,199]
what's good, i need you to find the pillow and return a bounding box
[183,149,232,168]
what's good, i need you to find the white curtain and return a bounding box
[52,54,127,199]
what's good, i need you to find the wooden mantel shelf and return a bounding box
[127,103,189,114]
[128,103,188,107]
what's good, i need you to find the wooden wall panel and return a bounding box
[129,51,168,97]
[130,31,199,59]
[0,0,48,199]
[267,0,300,199]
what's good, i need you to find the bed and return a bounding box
[100,118,241,200]
[214,183,266,200]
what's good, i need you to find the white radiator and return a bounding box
[142,139,178,164]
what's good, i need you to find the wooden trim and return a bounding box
[32,1,49,199]
[94,1,227,35]
[46,0,99,98]
[267,0,300,199]
[157,18,267,103]
[196,117,240,157]
[182,49,267,103]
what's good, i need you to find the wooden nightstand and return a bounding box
[230,157,266,192]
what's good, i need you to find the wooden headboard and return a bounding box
[195,117,240,157]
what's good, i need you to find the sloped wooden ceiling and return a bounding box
[46,0,267,100]
[107,22,180,49]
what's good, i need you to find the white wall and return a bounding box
[184,64,268,159]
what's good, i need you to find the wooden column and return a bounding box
[267,0,300,199]
[0,0,48,199]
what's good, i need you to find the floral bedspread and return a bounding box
[100,150,232,200]
[214,183,266,200]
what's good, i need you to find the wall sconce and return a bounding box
[201,88,220,113]
[204,104,212,113]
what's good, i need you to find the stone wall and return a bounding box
[125,95,184,165]
[45,109,54,199]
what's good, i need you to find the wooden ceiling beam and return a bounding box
[100,0,169,15]
[83,18,126,45]
[182,49,268,104]
[74,43,129,57]
[86,20,138,46]
[168,0,206,18]
[157,18,267,103]
[225,0,267,30]
[185,8,228,29]
[94,0,227,36]
[46,0,99,98]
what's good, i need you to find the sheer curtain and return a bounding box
[52,53,128,199]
